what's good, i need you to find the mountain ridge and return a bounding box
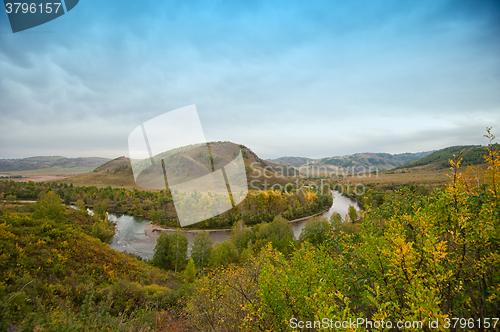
[0,156,110,173]
[268,151,433,171]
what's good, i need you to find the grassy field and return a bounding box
[346,165,453,188]
[0,165,98,176]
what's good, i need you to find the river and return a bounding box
[109,191,361,260]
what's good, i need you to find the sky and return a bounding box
[0,0,499,160]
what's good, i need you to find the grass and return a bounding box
[0,166,98,176]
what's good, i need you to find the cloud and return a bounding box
[0,0,499,159]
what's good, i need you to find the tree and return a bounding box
[184,258,197,283]
[93,201,107,221]
[170,231,188,272]
[75,199,87,216]
[91,220,114,243]
[299,216,331,246]
[34,191,64,221]
[330,211,357,234]
[209,241,239,268]
[191,231,212,275]
[254,216,295,255]
[152,231,188,272]
[347,205,358,222]
[329,212,342,223]
[229,219,253,252]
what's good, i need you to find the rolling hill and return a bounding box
[267,156,315,167]
[0,156,110,174]
[268,151,432,172]
[395,145,495,170]
[59,142,297,189]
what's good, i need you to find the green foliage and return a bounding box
[347,204,358,222]
[34,191,64,221]
[253,216,296,255]
[90,220,114,244]
[0,181,332,231]
[93,200,107,221]
[330,211,342,223]
[75,199,87,215]
[183,258,261,331]
[209,241,239,268]
[0,205,179,330]
[181,132,500,331]
[184,258,197,283]
[229,219,252,252]
[299,216,331,246]
[190,231,212,275]
[395,144,497,169]
[152,231,188,272]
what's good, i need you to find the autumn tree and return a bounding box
[184,258,197,283]
[347,204,358,222]
[34,191,64,221]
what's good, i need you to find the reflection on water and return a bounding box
[291,191,361,239]
[108,191,361,260]
[109,213,155,260]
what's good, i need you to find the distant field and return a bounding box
[348,168,451,188]
[0,166,98,176]
[57,170,140,189]
[336,162,486,189]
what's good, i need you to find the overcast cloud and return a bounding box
[0,0,499,159]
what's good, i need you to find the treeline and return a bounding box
[0,181,332,229]
[151,207,362,279]
[334,181,431,209]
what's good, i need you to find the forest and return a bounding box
[0,130,498,331]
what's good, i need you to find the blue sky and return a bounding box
[1,0,499,159]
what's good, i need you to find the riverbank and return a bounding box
[145,206,332,235]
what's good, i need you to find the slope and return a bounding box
[59,142,297,189]
[0,156,110,174]
[395,145,495,170]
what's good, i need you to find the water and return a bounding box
[108,191,361,260]
[108,213,157,260]
[290,190,361,239]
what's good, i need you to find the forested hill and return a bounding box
[268,151,431,171]
[267,156,315,167]
[395,144,497,170]
[0,156,110,172]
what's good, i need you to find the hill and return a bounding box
[269,151,432,173]
[0,195,180,330]
[267,156,315,167]
[0,156,110,174]
[317,151,431,171]
[59,142,297,189]
[395,145,495,170]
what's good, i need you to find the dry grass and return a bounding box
[321,163,486,189]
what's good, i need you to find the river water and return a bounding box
[109,191,361,260]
